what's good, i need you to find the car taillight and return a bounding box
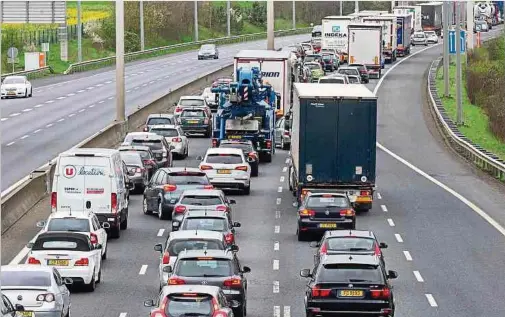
[204,118,209,124]
[360,190,370,196]
[200,165,213,170]
[203,185,214,189]
[284,131,290,136]
[311,285,331,297]
[374,243,381,256]
[90,233,98,244]
[164,184,177,192]
[266,140,272,149]
[162,252,170,264]
[224,233,234,244]
[223,277,242,288]
[51,192,57,212]
[136,167,144,173]
[320,242,328,255]
[174,205,186,214]
[216,205,228,212]
[36,293,55,302]
[111,193,118,214]
[172,137,182,142]
[235,166,248,171]
[213,312,227,317]
[248,152,257,159]
[299,209,315,217]
[150,311,166,317]
[340,209,355,217]
[211,138,218,147]
[175,106,182,112]
[75,258,89,266]
[144,159,156,166]
[168,277,186,285]
[370,288,391,299]
[28,257,41,264]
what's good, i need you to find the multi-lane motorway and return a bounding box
[0,34,308,191]
[3,27,505,317]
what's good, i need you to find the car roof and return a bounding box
[180,96,205,100]
[185,210,227,218]
[181,106,207,111]
[205,147,244,155]
[147,113,174,119]
[176,249,233,260]
[2,264,54,273]
[48,210,93,219]
[324,229,376,239]
[36,231,91,241]
[4,75,26,80]
[118,145,151,151]
[127,132,157,138]
[150,124,178,129]
[131,133,164,141]
[161,285,220,297]
[60,148,118,157]
[168,230,224,241]
[161,167,204,173]
[321,254,381,266]
[181,189,224,196]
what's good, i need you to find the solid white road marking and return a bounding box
[274,241,279,251]
[282,166,287,172]
[34,104,43,108]
[1,118,8,121]
[20,135,29,140]
[33,129,42,134]
[394,234,403,243]
[403,251,413,261]
[280,176,285,182]
[68,114,75,117]
[273,281,280,293]
[283,306,291,317]
[381,205,388,212]
[275,210,281,219]
[413,271,424,282]
[273,260,279,270]
[6,142,15,146]
[139,265,148,275]
[273,306,280,317]
[377,192,382,199]
[425,294,438,307]
[22,108,32,112]
[46,123,53,128]
[278,186,283,193]
[157,229,165,237]
[10,113,21,117]
[387,218,395,227]
[276,198,281,205]
[274,225,280,233]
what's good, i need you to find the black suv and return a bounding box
[164,249,251,317]
[300,254,398,317]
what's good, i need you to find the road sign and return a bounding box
[449,30,466,54]
[42,43,50,52]
[7,47,18,59]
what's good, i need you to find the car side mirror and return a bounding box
[300,268,312,278]
[233,222,241,228]
[95,244,103,250]
[26,242,34,249]
[242,266,251,273]
[102,222,110,229]
[246,157,254,163]
[387,270,398,279]
[154,243,163,252]
[143,299,155,307]
[379,242,388,249]
[196,156,203,161]
[162,266,173,273]
[309,241,320,248]
[227,245,239,252]
[229,199,236,204]
[14,304,25,312]
[36,221,46,228]
[229,300,240,308]
[63,277,73,285]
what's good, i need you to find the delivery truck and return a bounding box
[420,2,443,35]
[363,15,398,63]
[394,5,422,32]
[234,50,292,118]
[288,83,377,214]
[321,16,354,63]
[396,14,412,57]
[347,23,383,78]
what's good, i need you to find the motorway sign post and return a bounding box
[449,29,466,54]
[7,47,19,73]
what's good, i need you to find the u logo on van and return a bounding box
[64,165,76,178]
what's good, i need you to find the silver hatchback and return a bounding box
[275,116,292,150]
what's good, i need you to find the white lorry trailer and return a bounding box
[233,50,292,118]
[347,23,383,78]
[394,5,422,32]
[363,16,398,64]
[321,16,354,63]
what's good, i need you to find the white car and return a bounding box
[1,75,32,98]
[411,32,428,46]
[26,232,103,292]
[173,95,211,118]
[36,210,109,260]
[197,148,253,195]
[202,87,219,110]
[424,31,439,43]
[148,124,189,159]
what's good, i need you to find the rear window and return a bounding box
[338,69,359,76]
[326,237,375,251]
[175,258,232,277]
[318,264,383,283]
[165,294,212,316]
[1,271,51,287]
[182,218,227,232]
[180,195,224,206]
[121,150,151,159]
[306,64,320,70]
[131,139,163,150]
[181,110,205,118]
[120,152,142,165]
[414,33,425,38]
[168,172,209,185]
[348,77,360,84]
[306,196,349,208]
[47,218,90,232]
[322,55,332,60]
[33,237,90,252]
[179,99,204,106]
[150,128,179,138]
[167,239,224,255]
[147,117,172,125]
[206,153,243,164]
[219,143,253,152]
[319,78,345,84]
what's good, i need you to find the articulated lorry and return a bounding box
[348,23,384,78]
[394,5,422,32]
[288,83,377,212]
[420,2,443,35]
[396,14,412,57]
[363,15,398,63]
[321,16,354,63]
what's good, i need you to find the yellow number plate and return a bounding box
[47,259,69,266]
[217,169,231,174]
[227,135,241,139]
[18,312,34,317]
[187,120,199,123]
[340,290,363,297]
[319,223,337,228]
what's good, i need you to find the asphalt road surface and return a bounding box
[3,27,505,317]
[0,34,309,191]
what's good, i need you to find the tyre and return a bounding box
[158,200,168,220]
[85,273,96,292]
[243,185,251,195]
[110,225,120,239]
[24,89,28,98]
[143,197,152,215]
[282,139,290,150]
[29,89,32,97]
[235,303,246,317]
[251,164,259,177]
[297,227,307,241]
[120,213,128,230]
[96,268,102,283]
[102,244,107,260]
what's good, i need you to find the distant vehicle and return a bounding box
[474,19,489,32]
[336,66,361,80]
[123,132,173,168]
[198,44,219,60]
[172,189,236,223]
[424,30,439,43]
[143,114,175,132]
[174,95,211,117]
[274,115,291,150]
[347,74,362,84]
[321,53,339,72]
[202,87,219,110]
[348,63,370,83]
[304,62,324,83]
[304,54,322,65]
[318,75,348,84]
[177,107,213,137]
[149,124,189,159]
[301,42,315,55]
[411,31,428,46]
[117,145,158,179]
[120,151,149,192]
[1,75,32,98]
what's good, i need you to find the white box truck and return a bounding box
[394,5,422,31]
[321,16,354,63]
[347,23,383,78]
[233,50,292,118]
[363,15,398,63]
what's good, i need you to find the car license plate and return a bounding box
[217,169,231,174]
[19,311,34,317]
[47,259,69,266]
[187,120,199,124]
[227,135,241,139]
[339,290,363,297]
[319,223,337,228]
[7,91,16,95]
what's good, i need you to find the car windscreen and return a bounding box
[306,196,349,208]
[182,218,227,232]
[348,77,360,84]
[206,153,243,164]
[318,264,384,283]
[47,218,90,232]
[168,172,209,185]
[131,139,163,150]
[219,143,252,152]
[175,258,233,277]
[3,77,25,84]
[167,239,224,255]
[319,78,345,84]
[326,237,375,252]
[32,237,90,252]
[120,152,142,165]
[165,294,213,316]
[179,99,205,106]
[180,195,224,206]
[147,117,172,125]
[338,69,359,76]
[1,271,51,287]
[181,110,205,118]
[150,128,179,137]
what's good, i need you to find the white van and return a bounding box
[51,148,131,239]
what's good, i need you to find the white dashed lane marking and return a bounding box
[119,313,127,317]
[403,251,413,261]
[425,294,438,307]
[33,129,42,134]
[387,218,395,227]
[77,90,85,93]
[68,114,75,117]
[57,118,65,122]
[282,166,287,172]
[108,96,114,100]
[273,281,279,293]
[413,271,424,282]
[276,198,281,205]
[381,205,388,212]
[275,210,280,219]
[273,306,280,317]
[89,105,95,108]
[274,225,280,233]
[274,241,279,251]
[46,123,53,128]
[45,100,54,103]
[278,187,283,193]
[394,234,403,243]
[78,109,85,113]
[57,96,66,100]
[273,260,279,270]
[1,118,8,121]
[280,176,285,182]
[6,142,15,146]
[99,101,104,104]
[20,135,29,140]
[139,265,148,275]
[10,113,21,117]
[377,192,382,199]
[22,108,32,112]
[34,104,43,108]
[157,229,165,237]
[284,306,291,317]
[67,93,75,97]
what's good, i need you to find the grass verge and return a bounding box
[435,61,505,160]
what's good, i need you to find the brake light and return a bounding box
[370,288,391,299]
[36,293,55,302]
[360,190,370,196]
[211,138,218,147]
[168,277,186,285]
[311,285,331,297]
[136,167,144,173]
[213,312,227,317]
[111,193,118,214]
[75,258,89,266]
[266,140,272,149]
[162,251,170,264]
[150,311,166,317]
[235,166,248,171]
[28,257,41,265]
[174,205,186,214]
[340,209,355,217]
[224,233,234,244]
[172,137,182,142]
[320,242,328,255]
[144,159,156,166]
[163,184,177,192]
[51,192,57,212]
[299,209,315,217]
[216,205,228,212]
[90,233,98,245]
[175,106,182,112]
[223,277,242,288]
[284,131,290,136]
[248,152,257,159]
[200,165,213,170]
[374,243,381,256]
[204,118,209,124]
[203,185,214,189]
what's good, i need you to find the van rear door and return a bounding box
[82,156,112,215]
